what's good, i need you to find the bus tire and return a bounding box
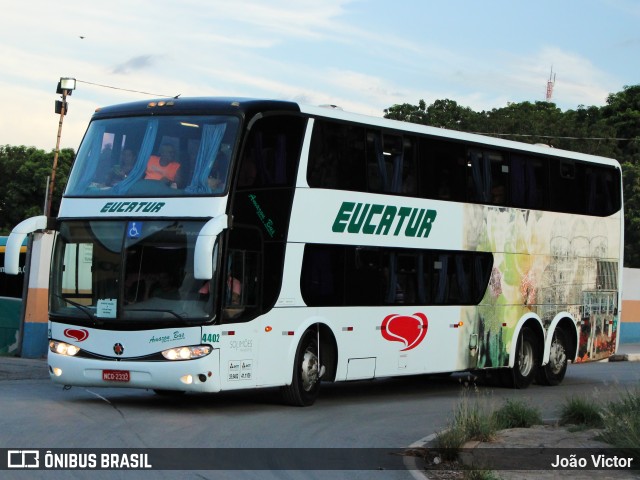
[512,327,539,389]
[536,328,568,386]
[282,330,321,406]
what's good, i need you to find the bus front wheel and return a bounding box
[282,330,321,406]
[512,327,539,389]
[536,328,568,386]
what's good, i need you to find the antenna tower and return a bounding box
[545,67,556,102]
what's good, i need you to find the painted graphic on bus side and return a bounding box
[381,313,428,351]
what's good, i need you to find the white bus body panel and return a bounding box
[288,189,464,251]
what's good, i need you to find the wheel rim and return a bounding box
[300,347,319,392]
[518,339,534,377]
[548,337,567,375]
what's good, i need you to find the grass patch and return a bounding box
[558,397,603,428]
[598,389,640,450]
[435,394,542,458]
[435,388,499,459]
[463,470,502,480]
[493,398,542,429]
[431,387,640,478]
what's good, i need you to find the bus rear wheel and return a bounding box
[512,327,539,389]
[536,328,568,386]
[282,330,321,406]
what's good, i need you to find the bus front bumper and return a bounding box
[47,351,222,393]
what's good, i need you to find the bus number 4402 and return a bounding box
[203,333,220,343]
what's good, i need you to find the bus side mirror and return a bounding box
[194,214,229,280]
[4,215,48,275]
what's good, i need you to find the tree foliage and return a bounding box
[384,85,640,266]
[0,146,74,234]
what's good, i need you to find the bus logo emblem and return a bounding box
[64,328,89,342]
[381,313,428,351]
[113,343,125,355]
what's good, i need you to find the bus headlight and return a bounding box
[49,340,81,357]
[161,345,212,361]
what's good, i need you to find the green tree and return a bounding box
[601,86,640,266]
[602,85,640,160]
[0,146,74,234]
[477,101,564,145]
[623,161,640,266]
[384,98,479,130]
[384,99,429,124]
[426,99,479,131]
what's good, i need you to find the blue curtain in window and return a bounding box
[253,132,287,186]
[391,150,404,193]
[186,123,228,194]
[385,253,398,303]
[417,254,426,303]
[372,133,388,191]
[113,120,159,194]
[73,125,106,193]
[275,134,286,184]
[455,257,470,303]
[474,256,485,300]
[470,151,492,203]
[254,132,267,185]
[435,256,449,304]
[511,156,525,206]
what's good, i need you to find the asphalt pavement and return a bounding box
[2,344,639,479]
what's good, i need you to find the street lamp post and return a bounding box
[45,77,76,219]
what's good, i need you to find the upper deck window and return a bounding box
[65,115,240,197]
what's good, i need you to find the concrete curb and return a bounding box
[608,353,640,362]
[405,434,437,480]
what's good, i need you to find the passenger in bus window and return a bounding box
[491,184,506,204]
[108,149,136,186]
[207,149,230,193]
[145,143,182,188]
[238,160,257,187]
[199,276,242,304]
[199,276,243,320]
[402,169,417,195]
[437,169,453,199]
[150,272,180,300]
[228,276,242,305]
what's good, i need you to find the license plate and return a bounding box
[102,370,130,382]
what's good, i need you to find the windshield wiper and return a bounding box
[53,294,100,324]
[124,308,190,324]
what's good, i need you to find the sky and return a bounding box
[1,0,639,151]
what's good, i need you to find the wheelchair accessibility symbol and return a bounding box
[127,222,142,239]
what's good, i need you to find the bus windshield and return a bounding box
[65,115,240,197]
[50,220,219,326]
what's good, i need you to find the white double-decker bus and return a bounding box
[5,98,623,405]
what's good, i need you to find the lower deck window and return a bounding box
[301,245,493,307]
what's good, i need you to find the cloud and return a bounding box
[112,55,159,75]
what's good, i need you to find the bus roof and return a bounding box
[91,97,619,169]
[300,104,621,168]
[92,97,301,120]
